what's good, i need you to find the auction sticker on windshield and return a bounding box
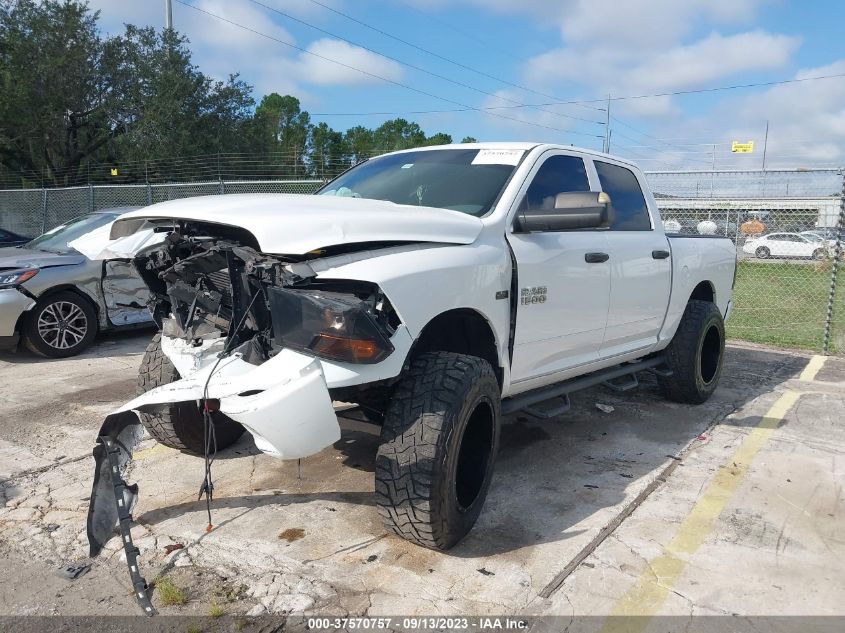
[471,149,524,165]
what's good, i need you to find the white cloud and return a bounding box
[294,39,404,85]
[527,30,798,103]
[718,60,845,167]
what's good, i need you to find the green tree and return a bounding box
[254,93,311,176]
[344,125,375,164]
[0,1,253,185]
[310,122,347,178]
[372,118,427,152]
[0,0,122,185]
[461,136,478,143]
[113,26,253,180]
[424,132,453,146]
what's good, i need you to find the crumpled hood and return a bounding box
[0,247,85,269]
[112,194,484,255]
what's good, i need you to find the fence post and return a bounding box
[88,183,94,213]
[146,182,152,206]
[822,170,845,354]
[40,188,47,234]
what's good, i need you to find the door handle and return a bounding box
[585,252,609,263]
[652,250,670,259]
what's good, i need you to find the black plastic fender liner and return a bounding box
[87,411,145,556]
[86,410,156,615]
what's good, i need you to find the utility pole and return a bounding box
[603,94,611,153]
[762,120,769,171]
[165,0,173,30]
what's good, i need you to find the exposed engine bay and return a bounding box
[86,220,408,614]
[134,220,401,367]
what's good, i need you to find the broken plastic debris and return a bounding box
[56,563,91,580]
[595,403,615,413]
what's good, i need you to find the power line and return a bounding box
[245,0,602,126]
[310,72,845,116]
[173,0,604,140]
[298,0,605,115]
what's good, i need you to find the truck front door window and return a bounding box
[518,154,590,211]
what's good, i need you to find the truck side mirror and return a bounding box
[514,192,611,233]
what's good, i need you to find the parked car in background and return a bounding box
[801,229,841,243]
[0,228,32,247]
[0,208,158,357]
[742,232,834,260]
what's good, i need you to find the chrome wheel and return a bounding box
[37,300,88,350]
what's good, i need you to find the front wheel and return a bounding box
[658,300,725,404]
[375,352,501,550]
[812,248,825,260]
[22,291,98,357]
[755,246,770,259]
[137,334,245,455]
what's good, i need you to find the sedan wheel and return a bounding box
[23,291,98,357]
[755,246,770,259]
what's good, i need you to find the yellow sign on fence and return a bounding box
[731,141,754,153]
[110,168,118,176]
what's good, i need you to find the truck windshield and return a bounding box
[317,148,521,216]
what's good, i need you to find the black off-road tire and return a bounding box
[658,300,725,404]
[375,352,501,550]
[22,290,98,358]
[137,333,244,455]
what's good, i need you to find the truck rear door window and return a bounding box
[594,161,651,231]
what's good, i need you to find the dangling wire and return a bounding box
[198,288,261,532]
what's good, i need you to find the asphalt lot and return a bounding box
[0,331,843,621]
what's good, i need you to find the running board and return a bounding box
[502,356,667,417]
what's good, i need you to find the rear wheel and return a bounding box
[658,300,725,404]
[137,333,244,455]
[755,246,770,259]
[22,291,98,357]
[812,248,825,260]
[375,352,501,550]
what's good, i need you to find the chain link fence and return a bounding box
[0,180,324,236]
[1,170,843,354]
[647,169,844,354]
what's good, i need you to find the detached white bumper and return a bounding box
[114,338,339,459]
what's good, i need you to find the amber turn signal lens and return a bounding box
[310,333,382,362]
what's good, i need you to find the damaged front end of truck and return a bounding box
[86,218,401,613]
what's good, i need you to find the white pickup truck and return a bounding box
[86,143,736,609]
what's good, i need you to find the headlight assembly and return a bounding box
[0,268,39,288]
[266,286,394,364]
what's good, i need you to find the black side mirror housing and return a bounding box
[515,191,611,232]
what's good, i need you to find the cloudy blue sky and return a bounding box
[89,0,845,169]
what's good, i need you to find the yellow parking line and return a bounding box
[599,390,800,631]
[798,355,826,382]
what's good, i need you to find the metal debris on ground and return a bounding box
[55,563,91,580]
[595,403,615,413]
